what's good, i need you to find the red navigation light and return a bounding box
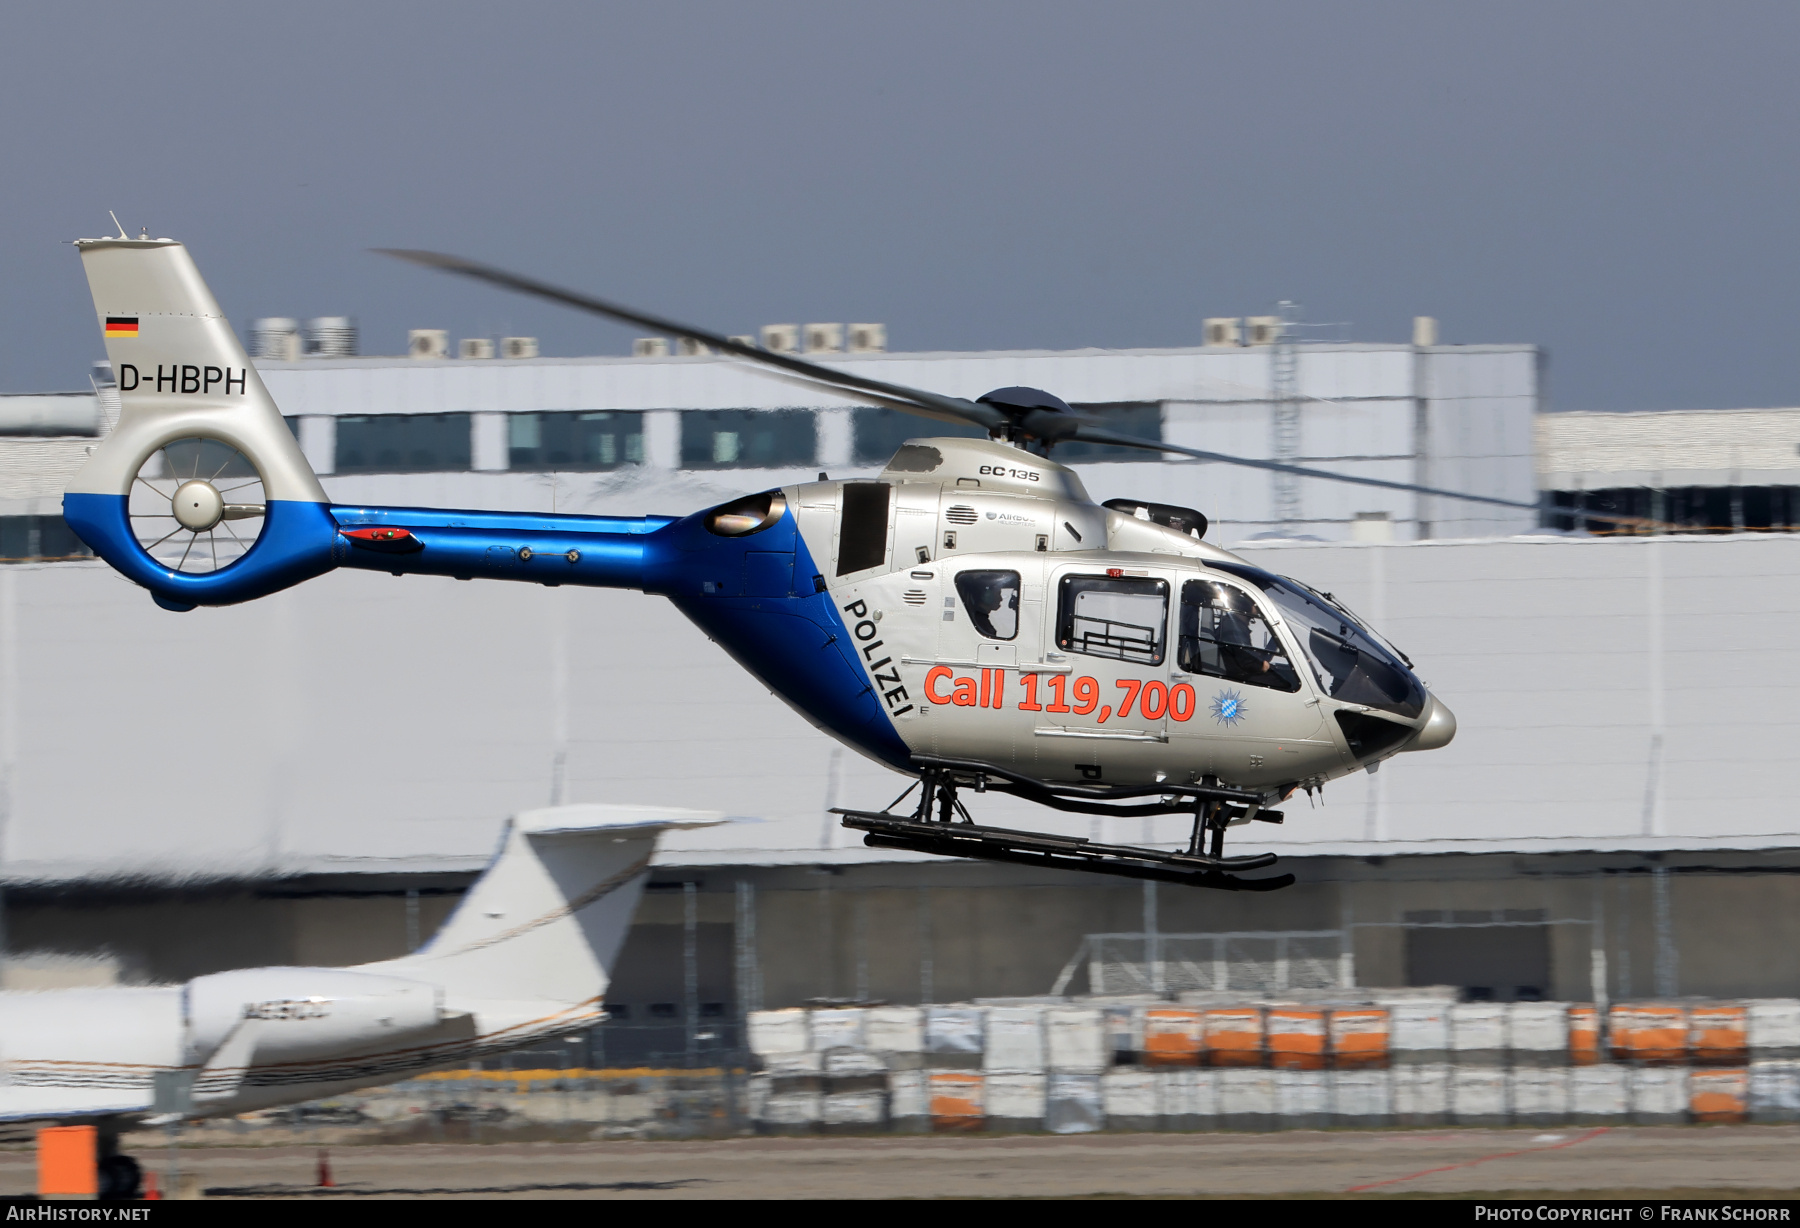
[342,526,423,554]
[1106,567,1124,578]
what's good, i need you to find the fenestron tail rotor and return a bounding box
[127,438,267,574]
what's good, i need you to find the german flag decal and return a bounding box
[104,316,138,338]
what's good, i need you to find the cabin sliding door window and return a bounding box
[1056,575,1167,665]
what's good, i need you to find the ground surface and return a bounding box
[1,1126,1796,1199]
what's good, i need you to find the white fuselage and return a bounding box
[794,438,1449,796]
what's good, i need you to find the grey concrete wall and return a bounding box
[6,851,1798,1009]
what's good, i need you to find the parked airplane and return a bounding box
[0,803,719,1197]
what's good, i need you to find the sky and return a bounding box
[3,1,1798,410]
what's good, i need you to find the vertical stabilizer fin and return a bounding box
[68,237,325,504]
[64,237,339,607]
[360,804,724,1008]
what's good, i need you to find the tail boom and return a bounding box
[331,506,673,589]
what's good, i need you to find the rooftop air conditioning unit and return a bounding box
[252,318,302,362]
[459,338,495,360]
[848,323,887,353]
[632,337,670,357]
[1245,316,1283,346]
[1203,318,1241,347]
[306,316,358,358]
[676,336,711,357]
[804,323,844,354]
[760,324,800,355]
[727,334,756,349]
[501,336,539,359]
[408,329,449,360]
[1413,316,1439,347]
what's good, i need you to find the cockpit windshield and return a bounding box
[1208,564,1425,720]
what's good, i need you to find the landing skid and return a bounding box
[837,809,1294,891]
[834,757,1295,892]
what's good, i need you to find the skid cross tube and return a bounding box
[909,754,1276,821]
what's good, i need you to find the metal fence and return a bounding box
[1052,931,1350,997]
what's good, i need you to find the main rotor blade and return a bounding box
[1065,425,1669,530]
[375,249,1007,434]
[1067,425,1539,511]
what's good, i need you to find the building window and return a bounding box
[0,516,93,562]
[1057,574,1168,665]
[1548,485,1800,535]
[1053,403,1164,462]
[680,409,816,469]
[509,411,644,471]
[853,407,983,465]
[335,413,472,474]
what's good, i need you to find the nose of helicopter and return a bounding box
[1404,693,1457,752]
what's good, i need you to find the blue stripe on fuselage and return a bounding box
[66,488,910,770]
[63,492,339,606]
[650,506,912,772]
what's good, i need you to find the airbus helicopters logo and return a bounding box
[1210,689,1248,726]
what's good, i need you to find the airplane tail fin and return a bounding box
[361,804,723,1009]
[64,236,337,608]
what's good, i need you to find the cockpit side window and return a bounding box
[954,570,1021,640]
[1057,575,1168,665]
[1177,580,1300,692]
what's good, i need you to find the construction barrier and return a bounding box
[744,995,1800,1133]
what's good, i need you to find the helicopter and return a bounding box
[63,234,1599,892]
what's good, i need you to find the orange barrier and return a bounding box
[1328,1008,1390,1069]
[1609,1003,1687,1064]
[928,1071,984,1132]
[1203,1007,1264,1068]
[1569,1006,1601,1065]
[1689,1004,1748,1065]
[1689,1068,1749,1123]
[1266,1007,1328,1071]
[37,1125,97,1199]
[1141,1008,1204,1067]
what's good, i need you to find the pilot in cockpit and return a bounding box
[1179,579,1299,691]
[1212,589,1276,683]
[956,569,1021,641]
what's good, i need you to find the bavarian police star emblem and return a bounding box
[1210,688,1247,726]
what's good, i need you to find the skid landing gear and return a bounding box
[834,756,1294,892]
